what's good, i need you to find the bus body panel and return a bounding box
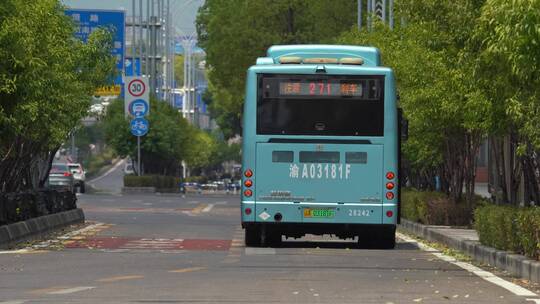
[255,143,383,204]
[241,46,398,234]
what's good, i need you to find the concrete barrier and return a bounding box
[0,208,84,249]
[399,219,540,284]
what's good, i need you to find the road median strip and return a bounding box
[0,209,85,249]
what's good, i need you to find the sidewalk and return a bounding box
[399,219,540,284]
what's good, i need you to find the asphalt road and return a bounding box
[0,165,539,303]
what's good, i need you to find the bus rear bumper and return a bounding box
[242,222,396,240]
[240,201,398,225]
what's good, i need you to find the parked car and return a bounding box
[47,163,75,193]
[68,163,86,193]
[124,162,135,175]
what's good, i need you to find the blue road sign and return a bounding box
[125,58,141,76]
[129,99,149,117]
[65,9,125,86]
[130,117,149,137]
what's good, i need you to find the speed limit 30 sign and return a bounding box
[124,76,149,117]
[128,79,146,97]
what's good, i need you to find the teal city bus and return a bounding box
[241,45,400,248]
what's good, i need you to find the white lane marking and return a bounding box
[526,299,540,303]
[0,249,33,255]
[245,248,276,255]
[202,204,214,213]
[215,201,228,205]
[47,286,95,295]
[397,232,538,297]
[88,159,125,183]
[56,222,105,240]
[0,300,28,304]
[187,201,199,204]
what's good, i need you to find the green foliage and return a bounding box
[196,0,357,138]
[123,175,181,190]
[473,0,540,149]
[475,205,540,260]
[174,55,184,86]
[402,189,475,226]
[0,0,115,191]
[84,148,116,179]
[102,97,192,175]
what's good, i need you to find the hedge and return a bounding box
[123,175,181,190]
[475,205,540,260]
[0,190,77,225]
[401,189,474,226]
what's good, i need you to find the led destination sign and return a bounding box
[262,76,382,100]
[279,82,363,97]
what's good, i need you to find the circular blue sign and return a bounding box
[130,117,149,137]
[129,99,149,117]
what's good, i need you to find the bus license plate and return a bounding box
[303,208,335,218]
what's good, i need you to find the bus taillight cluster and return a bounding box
[244,169,253,198]
[385,172,395,201]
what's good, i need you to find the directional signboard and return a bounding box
[124,76,150,117]
[65,9,125,96]
[130,117,149,137]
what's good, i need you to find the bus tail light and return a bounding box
[386,172,395,180]
[244,179,253,187]
[386,210,394,217]
[386,192,394,200]
[63,172,72,177]
[386,182,395,190]
[244,169,253,178]
[245,208,252,215]
[244,189,253,197]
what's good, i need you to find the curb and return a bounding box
[0,208,85,249]
[399,219,540,284]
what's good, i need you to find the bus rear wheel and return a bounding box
[378,226,396,249]
[244,225,261,247]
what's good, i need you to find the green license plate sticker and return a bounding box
[304,208,335,218]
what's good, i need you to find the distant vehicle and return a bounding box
[180,182,201,194]
[89,104,104,115]
[47,163,75,193]
[124,162,134,175]
[68,163,86,193]
[240,45,404,248]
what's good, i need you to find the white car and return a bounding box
[68,163,86,193]
[124,162,135,175]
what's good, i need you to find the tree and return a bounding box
[196,0,357,138]
[472,0,540,205]
[103,97,193,176]
[339,1,491,204]
[0,0,115,192]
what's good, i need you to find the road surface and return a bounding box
[0,164,538,303]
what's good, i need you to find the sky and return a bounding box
[62,0,204,36]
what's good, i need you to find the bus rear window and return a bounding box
[299,151,340,163]
[257,74,384,136]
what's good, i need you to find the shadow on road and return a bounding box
[272,240,419,250]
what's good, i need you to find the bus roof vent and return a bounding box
[340,57,364,65]
[302,57,339,64]
[256,57,275,65]
[279,56,302,64]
